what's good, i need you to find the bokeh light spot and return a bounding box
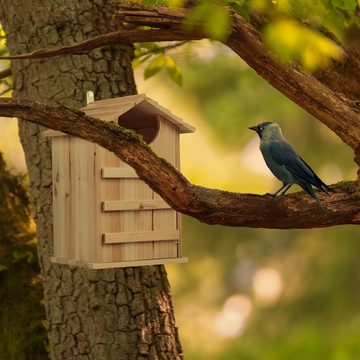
[252,267,283,305]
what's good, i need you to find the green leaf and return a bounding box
[165,56,183,86]
[227,0,250,19]
[132,54,153,69]
[134,42,162,58]
[204,4,232,40]
[331,0,357,11]
[185,1,232,41]
[143,53,167,79]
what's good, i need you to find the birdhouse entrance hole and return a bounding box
[117,108,159,144]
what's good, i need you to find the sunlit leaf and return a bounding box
[228,0,250,19]
[134,42,162,58]
[204,5,232,40]
[165,56,183,86]
[264,19,344,70]
[185,1,232,41]
[249,0,269,11]
[143,53,166,79]
[332,0,357,11]
[132,54,153,69]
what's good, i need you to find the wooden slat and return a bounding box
[101,146,125,262]
[102,200,171,212]
[92,144,110,263]
[51,256,188,269]
[101,167,138,179]
[103,230,180,244]
[52,136,71,259]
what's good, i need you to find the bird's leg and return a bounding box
[279,184,292,196]
[266,184,288,198]
[299,181,327,211]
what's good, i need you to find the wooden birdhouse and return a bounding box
[44,94,195,269]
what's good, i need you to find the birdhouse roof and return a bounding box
[80,94,195,134]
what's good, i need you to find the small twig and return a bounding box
[135,40,188,58]
[0,30,201,60]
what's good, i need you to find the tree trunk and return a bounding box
[0,1,182,359]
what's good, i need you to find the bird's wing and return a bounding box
[297,156,332,193]
[268,141,331,193]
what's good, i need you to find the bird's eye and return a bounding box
[259,126,263,132]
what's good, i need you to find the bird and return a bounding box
[249,122,332,208]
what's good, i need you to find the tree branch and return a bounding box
[1,2,358,156]
[0,29,201,60]
[0,96,359,229]
[0,68,11,80]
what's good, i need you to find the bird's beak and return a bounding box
[248,125,258,132]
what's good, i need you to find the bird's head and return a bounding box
[249,122,283,141]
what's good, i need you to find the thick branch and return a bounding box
[0,96,359,229]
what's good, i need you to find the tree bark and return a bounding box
[0,1,182,359]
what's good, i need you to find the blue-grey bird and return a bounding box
[249,122,332,207]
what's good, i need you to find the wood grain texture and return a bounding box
[152,116,178,259]
[102,167,138,178]
[102,199,171,211]
[51,256,188,268]
[103,230,179,244]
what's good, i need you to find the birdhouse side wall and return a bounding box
[52,136,100,262]
[151,116,179,260]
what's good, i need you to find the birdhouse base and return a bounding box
[50,256,188,269]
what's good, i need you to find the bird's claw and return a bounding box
[265,192,277,201]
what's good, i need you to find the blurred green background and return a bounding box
[0,39,359,359]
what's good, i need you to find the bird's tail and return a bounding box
[319,183,332,195]
[300,157,333,195]
[299,181,326,210]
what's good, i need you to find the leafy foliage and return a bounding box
[264,19,344,70]
[137,0,359,79]
[0,153,48,360]
[183,0,233,41]
[134,42,183,86]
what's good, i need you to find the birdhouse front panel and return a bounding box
[98,116,180,264]
[47,94,194,268]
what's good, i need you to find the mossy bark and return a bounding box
[0,1,182,359]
